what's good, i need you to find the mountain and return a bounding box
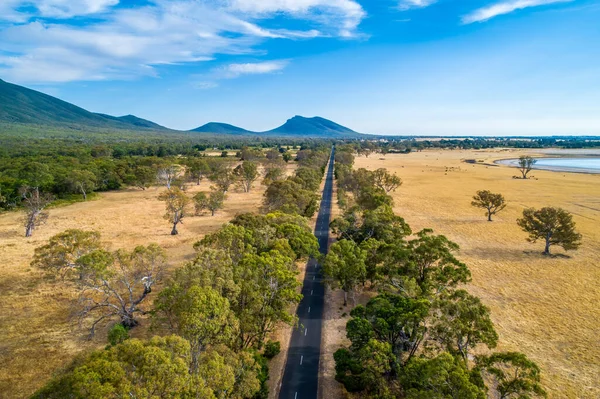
[266,116,360,137]
[191,122,253,135]
[0,78,166,130]
[191,116,362,138]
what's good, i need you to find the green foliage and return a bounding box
[431,290,498,363]
[31,229,103,280]
[158,187,191,235]
[234,161,259,192]
[517,207,582,255]
[263,340,281,359]
[323,239,367,305]
[471,190,507,221]
[107,324,129,346]
[475,352,547,399]
[401,353,486,399]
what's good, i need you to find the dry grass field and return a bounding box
[346,149,599,399]
[0,163,297,399]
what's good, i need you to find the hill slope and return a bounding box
[0,79,165,130]
[192,116,363,138]
[266,115,360,137]
[191,122,253,135]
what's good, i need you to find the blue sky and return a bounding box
[1,0,599,135]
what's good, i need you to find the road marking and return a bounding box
[311,290,313,295]
[300,355,303,365]
[295,393,298,399]
[313,276,315,281]
[305,328,308,336]
[308,307,311,313]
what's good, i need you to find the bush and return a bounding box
[263,340,281,359]
[107,323,129,346]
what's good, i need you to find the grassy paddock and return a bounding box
[0,163,297,398]
[351,149,600,399]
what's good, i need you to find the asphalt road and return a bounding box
[279,147,335,399]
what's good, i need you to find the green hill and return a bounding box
[190,122,254,135]
[266,115,361,137]
[0,79,165,130]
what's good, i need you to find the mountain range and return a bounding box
[0,78,363,138]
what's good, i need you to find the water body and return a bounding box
[497,157,600,174]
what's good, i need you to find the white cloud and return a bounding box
[397,0,437,11]
[0,0,365,83]
[462,0,572,24]
[221,60,289,78]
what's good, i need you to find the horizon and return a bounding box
[1,1,599,136]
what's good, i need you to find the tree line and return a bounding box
[324,146,548,399]
[29,146,333,398]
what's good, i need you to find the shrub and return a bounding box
[263,340,281,359]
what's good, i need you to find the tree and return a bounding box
[282,152,292,163]
[154,284,238,371]
[475,352,547,399]
[471,190,507,221]
[186,158,210,185]
[517,207,582,255]
[392,229,471,296]
[262,167,285,186]
[402,353,486,399]
[518,156,537,179]
[157,163,181,189]
[431,290,498,364]
[31,229,103,280]
[206,189,226,216]
[32,335,262,399]
[323,239,367,306]
[347,293,430,363]
[66,169,96,200]
[193,192,209,215]
[158,187,190,235]
[210,166,235,193]
[372,168,402,193]
[131,165,156,190]
[263,179,319,218]
[234,161,259,192]
[75,244,167,333]
[20,185,54,237]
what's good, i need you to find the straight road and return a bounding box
[279,147,335,399]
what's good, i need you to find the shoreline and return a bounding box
[494,158,600,175]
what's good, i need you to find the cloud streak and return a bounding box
[0,0,365,83]
[462,0,573,24]
[397,0,437,11]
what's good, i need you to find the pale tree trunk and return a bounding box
[343,290,348,306]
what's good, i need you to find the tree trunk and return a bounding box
[487,211,492,222]
[343,290,348,306]
[25,223,34,237]
[171,223,179,236]
[82,189,87,201]
[544,238,551,255]
[212,209,215,216]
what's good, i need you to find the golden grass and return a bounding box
[348,149,600,399]
[0,163,297,399]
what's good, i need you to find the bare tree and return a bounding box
[20,186,54,237]
[157,164,182,189]
[75,244,167,335]
[471,190,507,221]
[518,156,537,179]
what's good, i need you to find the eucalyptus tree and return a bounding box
[517,207,582,255]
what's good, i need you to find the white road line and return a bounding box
[300,355,303,365]
[305,328,308,336]
[295,393,298,399]
[313,276,315,281]
[311,290,313,295]
[308,307,311,313]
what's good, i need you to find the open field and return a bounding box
[0,163,296,398]
[344,149,599,399]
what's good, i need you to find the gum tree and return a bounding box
[471,190,507,221]
[517,207,582,255]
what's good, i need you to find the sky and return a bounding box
[1,0,599,136]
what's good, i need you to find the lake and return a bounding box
[496,157,600,174]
